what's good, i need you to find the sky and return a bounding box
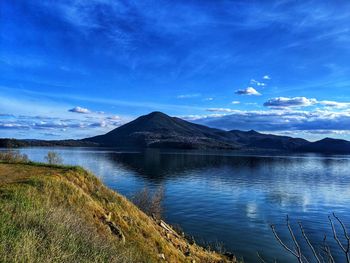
[1,0,350,141]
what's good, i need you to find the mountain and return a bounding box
[2,112,350,153]
[83,111,309,151]
[297,138,350,154]
[84,111,240,149]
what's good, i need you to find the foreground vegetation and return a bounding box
[0,152,235,263]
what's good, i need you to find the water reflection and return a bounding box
[10,147,350,263]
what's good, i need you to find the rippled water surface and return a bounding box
[9,147,350,262]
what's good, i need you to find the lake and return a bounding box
[7,147,350,262]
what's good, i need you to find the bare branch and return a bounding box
[331,213,350,263]
[322,235,335,263]
[333,214,350,240]
[286,216,303,262]
[329,216,346,252]
[257,252,268,263]
[298,222,321,263]
[269,215,350,263]
[271,224,299,258]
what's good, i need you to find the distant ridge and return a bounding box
[1,111,350,154]
[297,138,350,154]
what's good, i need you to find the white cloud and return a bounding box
[204,97,214,101]
[69,106,91,114]
[232,101,240,104]
[264,97,350,109]
[0,112,127,139]
[263,75,271,80]
[264,97,317,108]
[0,123,27,129]
[235,87,261,96]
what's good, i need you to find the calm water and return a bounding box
[7,147,350,262]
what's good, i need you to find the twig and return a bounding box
[329,213,350,263]
[257,252,268,263]
[271,224,298,258]
[298,222,321,263]
[321,235,335,263]
[286,216,303,263]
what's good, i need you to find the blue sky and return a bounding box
[1,0,350,140]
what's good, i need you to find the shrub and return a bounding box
[132,186,164,219]
[0,150,29,163]
[45,151,63,165]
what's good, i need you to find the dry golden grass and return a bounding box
[0,162,236,263]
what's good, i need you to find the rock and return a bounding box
[105,212,112,222]
[223,252,236,261]
[101,213,125,244]
[188,235,196,245]
[184,245,191,256]
[158,253,166,260]
[105,220,125,244]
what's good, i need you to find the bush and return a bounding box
[0,150,29,163]
[45,151,63,165]
[132,186,164,219]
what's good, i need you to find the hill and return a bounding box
[0,161,235,263]
[297,138,350,154]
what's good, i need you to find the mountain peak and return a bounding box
[247,130,259,135]
[144,111,170,119]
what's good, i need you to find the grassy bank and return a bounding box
[0,162,236,263]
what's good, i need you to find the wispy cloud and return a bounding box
[250,79,266,86]
[232,101,240,104]
[177,94,201,99]
[206,108,239,113]
[263,75,271,80]
[264,97,317,108]
[319,100,350,109]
